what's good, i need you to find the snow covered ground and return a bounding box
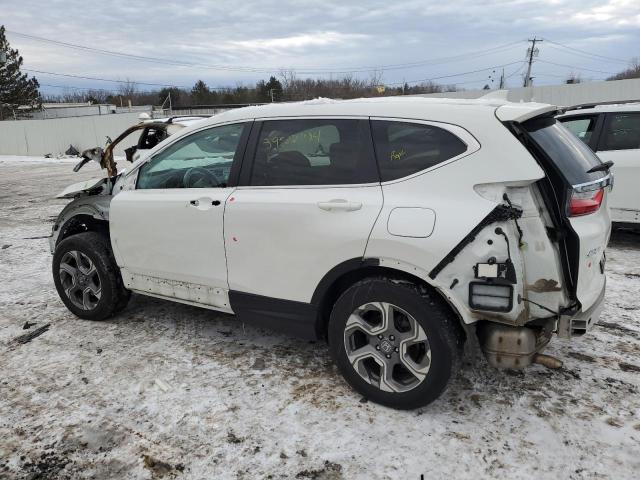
[0,157,639,480]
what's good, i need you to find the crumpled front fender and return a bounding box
[49,196,112,253]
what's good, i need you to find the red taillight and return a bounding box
[568,188,604,217]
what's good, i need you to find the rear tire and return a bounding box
[53,231,130,320]
[328,277,463,409]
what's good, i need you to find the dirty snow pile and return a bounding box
[0,157,639,480]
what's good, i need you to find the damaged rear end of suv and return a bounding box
[426,102,611,372]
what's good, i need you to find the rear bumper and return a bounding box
[557,279,606,339]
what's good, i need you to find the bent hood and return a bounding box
[56,177,108,199]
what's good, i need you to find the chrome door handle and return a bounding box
[317,199,363,212]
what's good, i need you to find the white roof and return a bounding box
[197,96,558,127]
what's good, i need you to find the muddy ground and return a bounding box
[0,157,639,479]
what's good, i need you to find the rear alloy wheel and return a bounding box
[329,278,463,409]
[344,302,431,393]
[53,231,130,320]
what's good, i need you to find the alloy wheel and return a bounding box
[343,302,431,393]
[59,250,102,310]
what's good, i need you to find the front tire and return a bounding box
[328,278,463,409]
[53,231,130,320]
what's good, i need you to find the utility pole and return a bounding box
[524,37,542,87]
[269,88,275,102]
[499,68,505,89]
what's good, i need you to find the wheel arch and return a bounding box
[311,257,466,341]
[50,196,112,252]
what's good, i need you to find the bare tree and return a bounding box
[117,79,138,105]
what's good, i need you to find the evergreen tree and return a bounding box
[257,76,283,102]
[0,25,41,120]
[191,80,211,104]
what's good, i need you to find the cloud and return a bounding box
[1,0,638,93]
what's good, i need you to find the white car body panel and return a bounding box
[110,188,234,311]
[56,177,106,198]
[224,184,383,303]
[596,149,639,223]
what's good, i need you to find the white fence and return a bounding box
[417,77,640,106]
[0,112,143,157]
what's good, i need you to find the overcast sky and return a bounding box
[2,0,639,96]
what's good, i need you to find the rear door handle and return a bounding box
[317,199,363,212]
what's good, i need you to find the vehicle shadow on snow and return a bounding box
[105,291,634,420]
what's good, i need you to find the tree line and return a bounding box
[43,74,456,108]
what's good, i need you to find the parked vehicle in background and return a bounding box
[558,103,640,226]
[49,98,611,409]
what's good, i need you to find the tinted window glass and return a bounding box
[600,113,640,151]
[559,116,597,144]
[137,123,245,189]
[251,119,376,186]
[371,121,467,181]
[524,118,604,185]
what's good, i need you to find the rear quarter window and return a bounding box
[371,121,467,181]
[524,117,605,185]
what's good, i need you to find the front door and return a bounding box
[110,122,250,310]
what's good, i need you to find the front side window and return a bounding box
[371,121,467,181]
[250,119,377,186]
[600,113,640,151]
[559,116,597,145]
[137,123,246,189]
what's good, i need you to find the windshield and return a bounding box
[524,117,605,185]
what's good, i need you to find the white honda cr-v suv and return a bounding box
[50,97,611,409]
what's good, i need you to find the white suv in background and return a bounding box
[49,98,611,409]
[558,103,640,226]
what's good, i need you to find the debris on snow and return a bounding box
[12,324,50,345]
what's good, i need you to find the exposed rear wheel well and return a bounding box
[55,214,109,248]
[314,265,465,342]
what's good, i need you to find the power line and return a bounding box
[8,29,525,75]
[543,38,628,65]
[26,68,236,90]
[25,69,188,88]
[386,60,524,86]
[536,59,615,75]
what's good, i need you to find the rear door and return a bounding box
[224,118,383,304]
[522,118,611,311]
[594,112,640,223]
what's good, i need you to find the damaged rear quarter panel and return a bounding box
[364,114,565,326]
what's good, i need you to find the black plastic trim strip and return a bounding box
[228,290,318,340]
[428,205,522,280]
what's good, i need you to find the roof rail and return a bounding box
[166,115,211,123]
[565,99,640,111]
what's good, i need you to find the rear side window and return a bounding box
[250,119,377,186]
[524,117,604,185]
[600,113,640,151]
[559,116,597,145]
[371,121,467,181]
